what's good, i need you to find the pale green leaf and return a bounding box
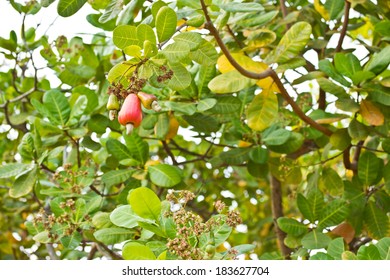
[173,32,202,51]
[265,22,312,64]
[161,42,190,63]
[247,90,278,131]
[9,166,38,198]
[148,164,182,188]
[57,0,87,17]
[301,230,331,249]
[155,6,177,42]
[208,70,256,94]
[190,40,218,66]
[0,163,34,178]
[218,2,264,12]
[167,63,191,91]
[43,89,71,127]
[128,187,161,220]
[93,228,134,244]
[110,205,141,229]
[101,169,134,187]
[123,242,156,260]
[277,217,307,237]
[113,25,138,49]
[197,98,217,112]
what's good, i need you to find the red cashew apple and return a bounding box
[118,94,143,134]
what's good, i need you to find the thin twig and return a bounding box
[335,1,351,53]
[279,0,291,29]
[162,140,179,165]
[226,24,245,49]
[46,244,59,260]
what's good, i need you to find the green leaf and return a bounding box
[190,40,218,66]
[162,42,190,63]
[348,119,369,140]
[110,205,141,229]
[357,244,382,260]
[173,32,202,51]
[57,0,87,17]
[319,59,351,87]
[220,148,251,166]
[123,242,156,260]
[60,231,82,250]
[318,168,344,196]
[247,90,278,131]
[358,152,381,186]
[102,169,134,187]
[249,147,268,164]
[310,252,334,260]
[324,0,345,20]
[376,237,390,260]
[43,89,71,127]
[182,113,220,133]
[136,24,156,46]
[124,133,149,166]
[92,212,113,229]
[267,132,304,154]
[106,138,132,161]
[164,101,197,115]
[107,62,135,83]
[208,96,241,115]
[99,0,123,23]
[155,6,177,42]
[148,164,182,188]
[9,166,37,198]
[301,230,331,249]
[334,53,362,80]
[208,70,256,94]
[197,98,217,112]
[307,184,325,221]
[129,187,161,221]
[167,63,191,91]
[317,77,348,98]
[364,201,389,240]
[327,237,344,260]
[154,113,169,139]
[93,228,134,244]
[262,129,291,146]
[0,163,34,178]
[74,198,86,223]
[297,194,315,222]
[197,65,216,97]
[265,22,311,64]
[277,217,307,237]
[318,199,349,229]
[365,45,390,75]
[238,11,278,28]
[69,95,87,121]
[342,251,358,260]
[113,25,138,49]
[218,2,264,12]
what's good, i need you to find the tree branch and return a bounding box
[335,1,351,53]
[162,140,179,165]
[200,0,333,137]
[279,0,291,29]
[46,244,59,260]
[270,176,292,259]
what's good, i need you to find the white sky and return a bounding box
[0,1,101,41]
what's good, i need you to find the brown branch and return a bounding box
[97,243,123,260]
[279,0,291,29]
[226,24,245,49]
[270,176,292,259]
[200,0,333,137]
[162,140,179,165]
[46,244,59,260]
[2,102,28,132]
[343,145,352,170]
[351,140,364,175]
[318,89,326,110]
[335,1,351,53]
[87,243,98,260]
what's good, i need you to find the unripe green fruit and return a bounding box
[107,94,120,121]
[205,244,216,256]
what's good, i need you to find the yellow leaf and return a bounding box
[350,17,374,40]
[217,53,280,92]
[314,0,329,21]
[360,100,384,126]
